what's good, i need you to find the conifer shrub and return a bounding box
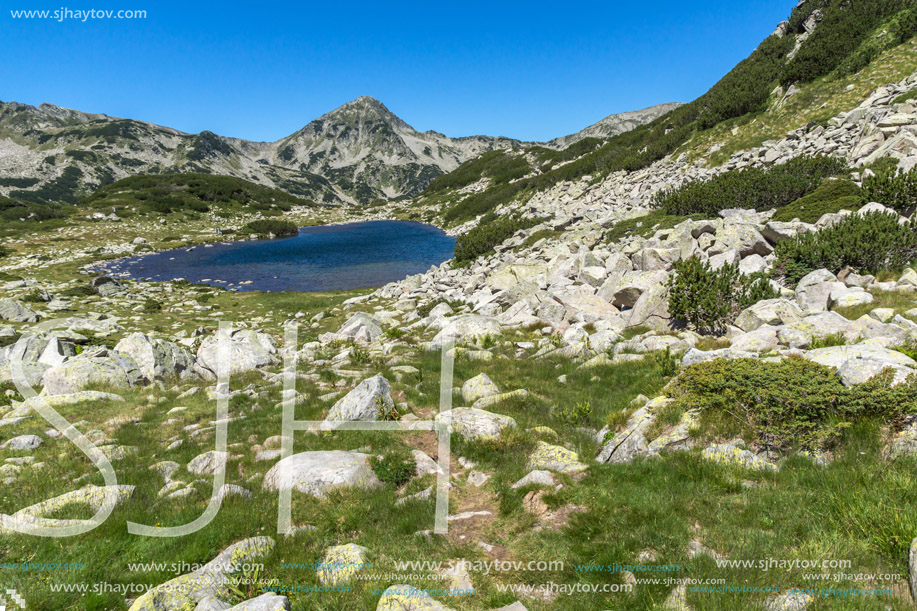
[774,210,917,284]
[453,215,539,263]
[667,256,778,335]
[672,357,917,451]
[653,156,846,216]
[861,167,917,213]
[243,219,299,237]
[771,178,862,223]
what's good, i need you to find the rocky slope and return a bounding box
[542,102,684,149]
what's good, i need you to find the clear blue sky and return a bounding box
[0,1,793,142]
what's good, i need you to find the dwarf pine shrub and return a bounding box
[861,167,917,213]
[653,156,847,216]
[243,219,299,237]
[667,256,778,334]
[774,210,917,284]
[453,215,540,263]
[672,357,917,451]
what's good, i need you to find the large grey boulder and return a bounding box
[596,402,657,463]
[681,347,757,366]
[187,451,228,475]
[115,332,197,382]
[0,332,79,385]
[708,224,772,257]
[322,375,394,427]
[553,288,619,321]
[42,352,143,396]
[196,329,278,378]
[128,537,275,611]
[431,315,501,347]
[0,298,39,323]
[461,373,500,404]
[795,269,845,313]
[828,286,873,308]
[335,312,383,344]
[734,299,804,332]
[778,311,857,348]
[729,326,779,353]
[90,276,125,297]
[262,451,381,497]
[600,270,668,309]
[434,407,516,441]
[803,344,917,386]
[762,220,814,244]
[528,441,587,473]
[626,284,672,331]
[2,434,42,450]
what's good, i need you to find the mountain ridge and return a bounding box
[0,95,679,205]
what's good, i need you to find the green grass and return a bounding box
[833,288,917,320]
[893,88,917,104]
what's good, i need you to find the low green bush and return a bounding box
[808,333,848,349]
[774,210,917,284]
[371,452,415,487]
[243,219,299,237]
[672,357,917,451]
[554,401,593,424]
[653,156,847,217]
[59,285,96,297]
[771,178,862,223]
[861,167,917,213]
[653,347,680,377]
[453,215,539,263]
[667,256,779,335]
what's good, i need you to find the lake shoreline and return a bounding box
[84,220,456,293]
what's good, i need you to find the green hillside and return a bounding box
[79,173,318,220]
[417,0,917,227]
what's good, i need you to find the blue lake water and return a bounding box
[102,220,456,292]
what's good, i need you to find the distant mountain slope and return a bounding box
[0,95,672,206]
[416,0,917,227]
[543,102,685,149]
